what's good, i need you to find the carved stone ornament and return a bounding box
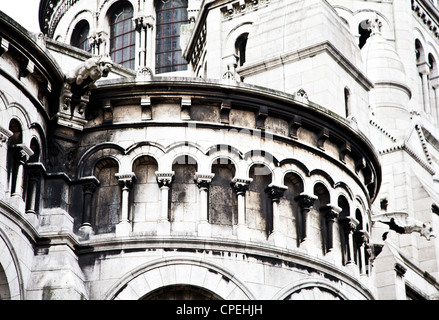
[294,193,318,209]
[194,173,215,190]
[231,178,253,195]
[66,55,113,88]
[137,66,154,78]
[156,172,175,188]
[57,56,113,131]
[265,184,288,201]
[373,212,436,240]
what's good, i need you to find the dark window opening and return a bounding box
[71,20,91,52]
[155,0,189,74]
[110,2,135,70]
[359,21,371,49]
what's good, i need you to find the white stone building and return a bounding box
[0,0,439,300]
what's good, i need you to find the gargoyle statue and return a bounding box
[373,212,436,241]
[66,55,113,88]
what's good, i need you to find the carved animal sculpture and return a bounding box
[66,56,113,87]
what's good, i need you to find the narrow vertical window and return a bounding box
[344,87,351,117]
[71,20,91,52]
[110,2,135,69]
[235,33,248,67]
[155,0,189,74]
[358,20,371,49]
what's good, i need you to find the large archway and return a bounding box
[141,285,222,300]
[105,257,255,300]
[0,228,24,300]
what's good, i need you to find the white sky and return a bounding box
[0,0,41,33]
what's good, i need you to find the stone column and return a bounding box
[25,168,41,215]
[115,173,136,236]
[194,173,215,237]
[10,144,33,203]
[340,216,359,274]
[355,230,370,276]
[265,184,288,247]
[320,205,342,254]
[78,179,99,240]
[232,178,252,240]
[294,193,318,244]
[156,172,174,236]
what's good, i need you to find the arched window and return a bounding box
[358,20,371,49]
[235,33,248,68]
[247,164,272,238]
[7,119,23,195]
[132,156,160,229]
[209,159,237,229]
[170,155,198,223]
[338,196,350,266]
[109,2,135,69]
[93,159,121,234]
[314,183,331,254]
[155,0,189,74]
[71,20,91,52]
[281,173,304,245]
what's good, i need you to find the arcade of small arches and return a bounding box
[72,139,371,275]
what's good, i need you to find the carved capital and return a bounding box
[80,176,100,194]
[294,193,318,209]
[82,182,98,194]
[194,173,215,190]
[231,178,252,195]
[0,126,13,146]
[11,144,34,163]
[320,205,342,222]
[116,173,136,189]
[156,172,175,188]
[340,216,360,233]
[265,184,288,201]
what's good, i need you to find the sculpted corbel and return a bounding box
[58,56,113,130]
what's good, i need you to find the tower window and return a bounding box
[109,2,135,69]
[235,33,248,67]
[155,0,189,74]
[358,20,371,49]
[71,20,91,52]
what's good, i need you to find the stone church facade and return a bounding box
[1,0,439,300]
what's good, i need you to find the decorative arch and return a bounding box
[163,141,206,172]
[126,141,166,173]
[273,278,349,300]
[65,10,93,51]
[77,142,125,178]
[104,257,255,300]
[0,227,24,300]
